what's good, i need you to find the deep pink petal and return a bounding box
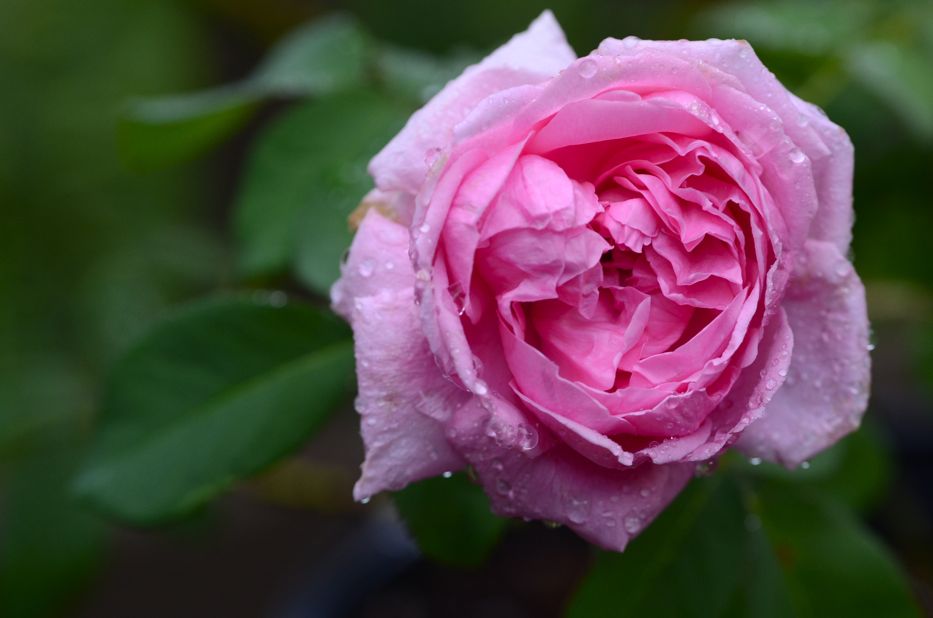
[448,398,694,551]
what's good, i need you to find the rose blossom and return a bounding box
[331,12,870,551]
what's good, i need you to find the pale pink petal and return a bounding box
[331,210,468,500]
[369,11,575,196]
[350,290,468,500]
[790,95,855,255]
[737,240,870,466]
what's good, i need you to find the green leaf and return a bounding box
[696,0,874,55]
[1,448,107,618]
[732,423,893,512]
[118,85,257,169]
[568,474,921,618]
[251,14,370,96]
[393,472,508,567]
[117,14,371,169]
[234,90,411,293]
[375,45,476,103]
[567,477,746,618]
[752,479,921,617]
[846,41,933,141]
[74,294,355,524]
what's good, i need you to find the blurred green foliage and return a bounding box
[569,471,920,617]
[1,0,932,616]
[394,472,508,568]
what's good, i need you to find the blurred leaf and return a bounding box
[752,479,921,617]
[567,477,746,618]
[1,448,107,618]
[118,13,371,169]
[696,0,873,55]
[569,475,920,617]
[74,295,354,524]
[251,14,370,96]
[376,45,476,103]
[118,85,257,169]
[731,424,893,512]
[234,90,411,293]
[846,41,933,141]
[393,473,507,567]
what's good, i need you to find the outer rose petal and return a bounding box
[791,94,856,255]
[331,210,468,500]
[448,398,694,552]
[737,240,870,466]
[369,10,575,196]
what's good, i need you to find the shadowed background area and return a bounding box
[1,0,931,616]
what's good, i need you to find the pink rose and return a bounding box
[331,12,870,551]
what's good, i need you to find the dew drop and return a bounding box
[568,498,588,524]
[360,497,371,505]
[622,36,639,49]
[800,460,811,470]
[442,470,453,479]
[789,149,806,164]
[517,425,539,451]
[577,58,598,79]
[623,515,641,534]
[749,457,762,466]
[473,381,489,396]
[358,259,375,278]
[419,222,431,235]
[495,478,511,496]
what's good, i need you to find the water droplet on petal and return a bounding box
[442,471,453,479]
[789,149,806,164]
[517,425,539,451]
[568,498,588,524]
[577,58,598,79]
[749,457,762,466]
[623,515,641,534]
[358,259,375,278]
[360,497,371,505]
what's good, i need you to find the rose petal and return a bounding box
[736,240,870,466]
[790,94,855,255]
[448,398,693,551]
[332,210,468,499]
[350,291,469,500]
[369,11,575,196]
